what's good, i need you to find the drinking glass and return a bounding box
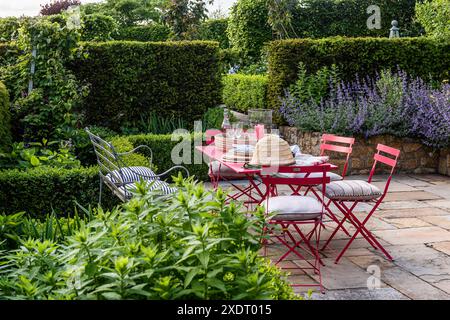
[233,122,243,139]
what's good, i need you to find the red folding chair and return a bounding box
[321,143,400,264]
[259,165,331,293]
[288,134,354,235]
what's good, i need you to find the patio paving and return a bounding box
[215,173,450,300]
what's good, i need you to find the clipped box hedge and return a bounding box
[71,41,222,129]
[0,133,210,216]
[267,37,450,110]
[114,24,171,42]
[222,74,268,112]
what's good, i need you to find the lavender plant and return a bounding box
[280,69,450,148]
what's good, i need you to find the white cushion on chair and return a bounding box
[265,196,323,221]
[210,161,247,180]
[280,171,343,182]
[325,180,382,201]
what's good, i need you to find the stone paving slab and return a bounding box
[420,215,450,230]
[428,241,450,255]
[293,258,384,290]
[377,207,450,219]
[381,267,450,300]
[379,200,431,210]
[424,200,450,211]
[422,185,450,200]
[373,227,450,245]
[384,191,441,202]
[372,181,417,192]
[310,287,409,300]
[385,217,432,229]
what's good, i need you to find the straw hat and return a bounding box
[250,134,295,166]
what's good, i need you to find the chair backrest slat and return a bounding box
[374,153,397,168]
[320,143,352,154]
[320,134,355,179]
[368,143,401,184]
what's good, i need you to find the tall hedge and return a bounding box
[222,74,268,112]
[0,81,11,152]
[114,24,171,42]
[0,42,18,68]
[197,19,230,49]
[268,37,450,109]
[71,41,221,129]
[227,0,272,60]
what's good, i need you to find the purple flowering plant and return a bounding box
[280,69,450,148]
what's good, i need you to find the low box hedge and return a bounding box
[267,37,450,110]
[222,74,268,113]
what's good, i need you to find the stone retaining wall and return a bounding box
[280,126,450,176]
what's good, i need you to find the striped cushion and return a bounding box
[325,180,382,201]
[120,180,177,196]
[280,171,343,182]
[265,196,322,221]
[210,161,247,180]
[107,166,157,184]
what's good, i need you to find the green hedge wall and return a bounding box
[0,81,11,152]
[114,25,171,42]
[71,41,221,130]
[268,37,450,110]
[0,133,210,216]
[0,42,18,68]
[197,19,230,49]
[222,74,268,112]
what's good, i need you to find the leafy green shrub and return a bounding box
[227,0,272,60]
[222,74,268,112]
[1,16,89,142]
[416,0,450,39]
[289,63,341,104]
[0,42,19,70]
[81,14,119,41]
[218,47,242,73]
[197,19,230,48]
[0,81,11,152]
[0,17,20,42]
[202,107,224,130]
[0,179,297,300]
[0,140,81,170]
[267,37,450,110]
[114,24,171,41]
[71,41,221,130]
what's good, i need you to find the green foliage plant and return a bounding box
[416,0,450,39]
[0,15,89,142]
[0,178,298,300]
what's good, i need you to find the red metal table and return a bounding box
[196,145,338,206]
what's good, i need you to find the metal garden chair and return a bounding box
[86,128,189,203]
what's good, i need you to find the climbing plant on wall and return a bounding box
[0,14,88,142]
